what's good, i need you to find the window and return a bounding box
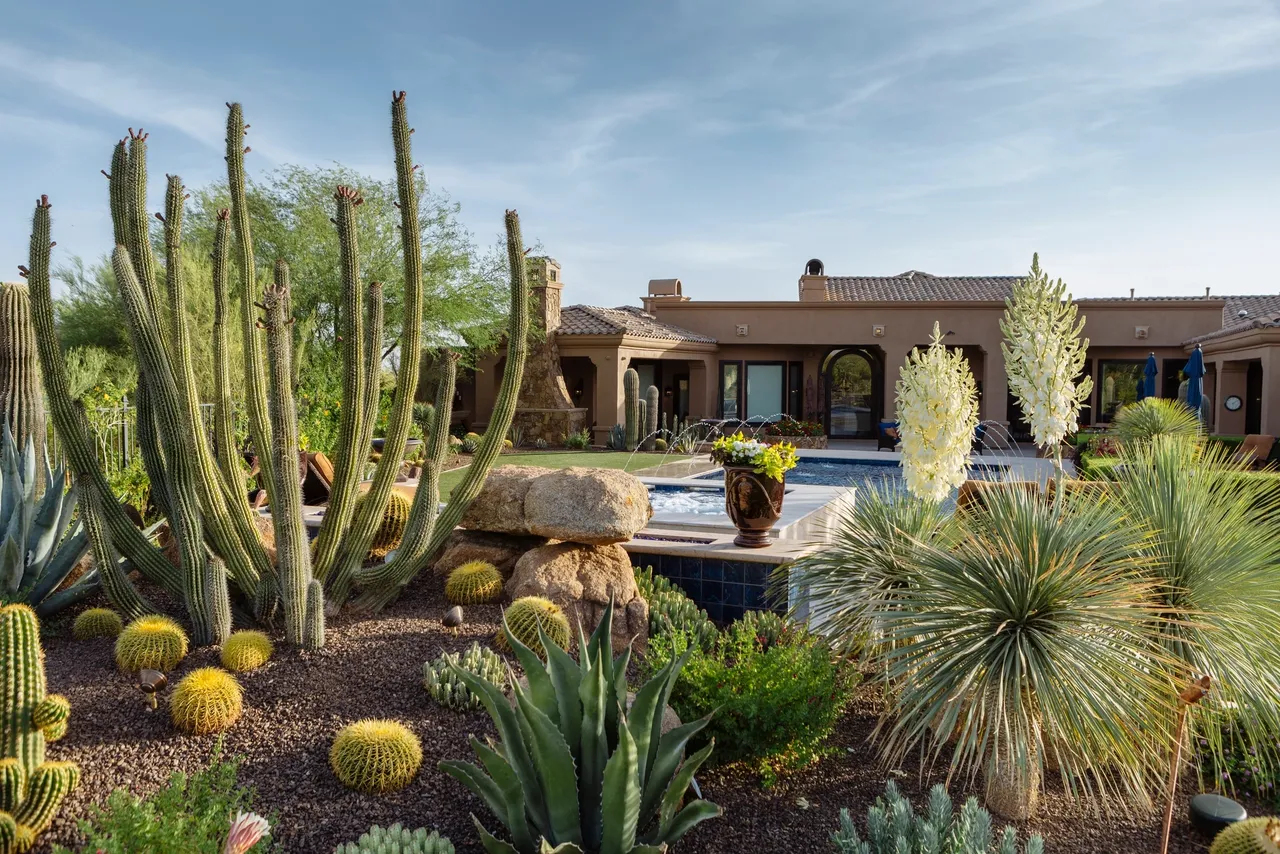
[719,362,741,419]
[745,363,784,421]
[1098,360,1145,422]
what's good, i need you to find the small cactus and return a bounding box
[624,368,640,450]
[643,385,659,450]
[331,720,422,794]
[356,490,412,559]
[1210,817,1280,854]
[653,437,668,452]
[334,823,455,854]
[72,608,122,640]
[115,615,189,673]
[169,667,243,734]
[423,643,506,712]
[496,596,570,659]
[444,561,503,605]
[220,630,274,672]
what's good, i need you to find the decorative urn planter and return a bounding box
[723,465,785,548]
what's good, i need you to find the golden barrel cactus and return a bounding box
[72,608,122,640]
[169,667,243,734]
[496,597,570,659]
[444,561,503,605]
[330,719,422,794]
[115,616,189,673]
[220,631,274,672]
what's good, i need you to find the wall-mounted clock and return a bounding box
[1225,395,1243,412]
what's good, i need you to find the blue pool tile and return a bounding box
[701,580,724,604]
[703,602,724,622]
[723,562,745,584]
[721,604,744,623]
[723,583,744,606]
[680,556,702,581]
[676,576,701,601]
[743,563,768,587]
[701,560,722,582]
[743,585,765,610]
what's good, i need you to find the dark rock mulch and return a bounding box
[34,582,1261,853]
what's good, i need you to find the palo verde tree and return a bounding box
[20,91,531,646]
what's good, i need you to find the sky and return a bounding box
[2,0,1278,307]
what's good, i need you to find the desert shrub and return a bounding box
[649,613,858,784]
[54,740,273,854]
[830,779,1044,853]
[1199,718,1280,809]
[564,428,592,450]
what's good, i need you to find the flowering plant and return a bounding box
[710,432,798,481]
[895,322,979,502]
[1000,254,1092,465]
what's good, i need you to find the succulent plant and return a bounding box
[0,604,80,850]
[735,609,798,651]
[423,643,507,712]
[220,630,274,672]
[624,369,640,451]
[829,780,1044,854]
[464,432,483,443]
[355,490,412,560]
[607,424,626,451]
[653,438,667,452]
[1210,817,1280,854]
[0,423,92,616]
[460,436,480,454]
[115,615,189,673]
[495,597,570,659]
[444,561,503,605]
[169,667,243,735]
[533,437,548,450]
[441,599,721,853]
[643,385,659,451]
[334,824,455,854]
[330,720,422,794]
[71,608,122,640]
[634,566,717,650]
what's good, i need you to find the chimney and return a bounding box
[1205,286,1211,297]
[1129,288,1135,300]
[643,278,689,313]
[526,256,563,332]
[799,258,829,302]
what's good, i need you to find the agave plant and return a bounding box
[1111,398,1203,447]
[0,423,93,614]
[440,601,721,853]
[875,485,1172,819]
[1111,437,1280,782]
[784,481,958,662]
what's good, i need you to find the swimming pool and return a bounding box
[693,457,1006,489]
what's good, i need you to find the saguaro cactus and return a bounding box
[623,367,640,451]
[0,605,79,851]
[0,284,44,478]
[644,384,660,451]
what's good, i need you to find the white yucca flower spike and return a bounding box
[1000,253,1092,456]
[895,322,980,503]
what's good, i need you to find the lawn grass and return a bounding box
[438,451,687,500]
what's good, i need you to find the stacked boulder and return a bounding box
[435,466,652,651]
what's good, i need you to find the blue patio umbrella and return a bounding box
[1139,352,1158,400]
[1185,345,1205,418]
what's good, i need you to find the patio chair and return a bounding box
[877,420,899,451]
[1232,434,1276,470]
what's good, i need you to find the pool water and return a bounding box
[693,458,1006,489]
[647,485,730,516]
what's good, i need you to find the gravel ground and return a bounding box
[34,582,1264,853]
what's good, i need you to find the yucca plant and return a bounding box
[1111,437,1280,784]
[782,481,958,662]
[1111,398,1203,448]
[440,600,721,853]
[0,424,93,615]
[875,485,1173,819]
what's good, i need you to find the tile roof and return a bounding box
[825,271,1020,302]
[557,305,716,344]
[1182,294,1280,344]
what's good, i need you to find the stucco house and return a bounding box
[456,257,1280,443]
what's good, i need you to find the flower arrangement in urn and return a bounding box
[711,432,799,547]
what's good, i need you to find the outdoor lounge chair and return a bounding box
[1232,434,1276,469]
[877,420,899,451]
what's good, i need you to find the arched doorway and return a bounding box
[824,348,882,439]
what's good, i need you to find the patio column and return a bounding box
[1216,361,1247,435]
[983,347,1009,426]
[688,358,712,421]
[1261,350,1280,437]
[882,345,912,422]
[473,353,499,431]
[591,352,624,445]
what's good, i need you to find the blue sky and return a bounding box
[2,0,1278,306]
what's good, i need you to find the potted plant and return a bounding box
[710,432,798,547]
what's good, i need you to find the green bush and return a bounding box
[564,428,592,450]
[648,614,858,784]
[55,740,273,854]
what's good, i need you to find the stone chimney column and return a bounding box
[527,256,563,332]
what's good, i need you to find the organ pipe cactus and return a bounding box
[440,600,722,854]
[0,425,91,616]
[0,285,44,484]
[623,368,640,451]
[0,605,79,852]
[642,385,659,452]
[21,90,531,647]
